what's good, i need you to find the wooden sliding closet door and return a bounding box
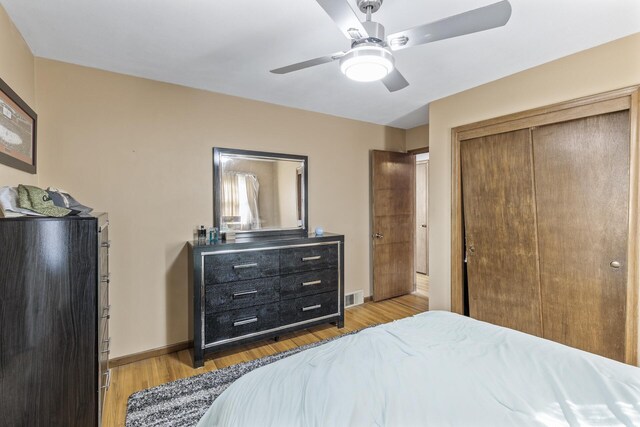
[532,111,630,361]
[461,129,543,336]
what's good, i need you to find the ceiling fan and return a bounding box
[270,0,512,92]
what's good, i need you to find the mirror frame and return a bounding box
[213,147,309,238]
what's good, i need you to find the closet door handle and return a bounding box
[610,261,622,269]
[233,263,258,270]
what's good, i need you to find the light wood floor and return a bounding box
[103,293,428,427]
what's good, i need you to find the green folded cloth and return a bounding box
[18,184,72,217]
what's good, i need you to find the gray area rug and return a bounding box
[126,328,369,427]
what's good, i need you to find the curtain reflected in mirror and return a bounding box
[217,153,306,232]
[221,172,260,230]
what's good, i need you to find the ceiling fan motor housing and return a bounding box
[360,21,385,43]
[357,0,383,14]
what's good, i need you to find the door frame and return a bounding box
[450,86,640,364]
[410,147,430,280]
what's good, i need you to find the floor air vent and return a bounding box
[344,290,364,308]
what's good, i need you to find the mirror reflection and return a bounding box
[219,154,305,232]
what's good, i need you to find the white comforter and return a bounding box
[197,311,640,426]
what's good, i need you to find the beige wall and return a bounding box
[34,58,405,358]
[0,6,37,186]
[428,33,640,312]
[275,160,300,228]
[406,124,429,151]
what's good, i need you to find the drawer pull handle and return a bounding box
[302,280,322,287]
[101,369,111,390]
[234,317,258,327]
[302,256,321,262]
[233,263,258,270]
[302,304,322,312]
[233,290,258,298]
[102,337,111,354]
[102,305,111,320]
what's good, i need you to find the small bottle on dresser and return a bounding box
[197,225,207,244]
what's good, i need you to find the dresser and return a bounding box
[189,233,344,367]
[0,214,110,426]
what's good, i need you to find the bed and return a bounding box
[196,311,640,426]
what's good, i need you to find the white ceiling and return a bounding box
[2,0,639,129]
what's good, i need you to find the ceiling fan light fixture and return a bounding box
[339,45,394,82]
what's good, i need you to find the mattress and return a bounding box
[197,311,640,426]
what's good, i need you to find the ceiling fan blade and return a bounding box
[270,52,346,74]
[315,0,369,40]
[386,0,512,51]
[381,68,409,92]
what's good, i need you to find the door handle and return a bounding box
[373,233,384,239]
[421,224,427,228]
[610,261,622,269]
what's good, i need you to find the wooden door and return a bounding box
[371,150,415,301]
[416,161,429,274]
[461,129,543,336]
[533,111,630,362]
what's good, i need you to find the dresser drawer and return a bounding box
[280,244,339,274]
[280,268,338,300]
[205,303,280,344]
[206,277,280,312]
[281,291,339,324]
[204,251,279,284]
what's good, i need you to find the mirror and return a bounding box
[213,148,308,237]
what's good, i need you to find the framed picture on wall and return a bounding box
[0,76,37,174]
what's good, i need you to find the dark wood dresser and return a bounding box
[189,233,344,367]
[0,214,110,426]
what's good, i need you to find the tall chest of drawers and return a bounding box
[189,233,344,367]
[0,214,110,426]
